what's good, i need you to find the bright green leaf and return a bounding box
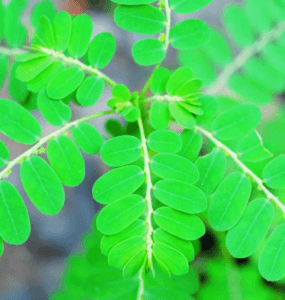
[111,0,156,3]
[123,248,147,278]
[147,130,182,153]
[169,102,196,129]
[112,84,131,100]
[262,154,285,189]
[178,129,202,161]
[0,237,3,258]
[151,68,170,95]
[31,0,56,28]
[166,67,193,95]
[197,95,219,126]
[40,16,55,49]
[149,101,170,130]
[53,11,72,52]
[47,136,85,187]
[0,55,8,89]
[0,140,9,168]
[169,0,214,14]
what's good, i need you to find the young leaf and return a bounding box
[208,172,252,231]
[153,242,189,276]
[53,11,72,52]
[112,84,131,100]
[169,19,210,49]
[149,101,170,130]
[211,104,262,140]
[169,0,214,14]
[132,38,166,66]
[20,156,65,215]
[166,67,193,95]
[88,32,116,69]
[100,219,146,255]
[151,68,170,95]
[237,131,273,162]
[150,153,199,184]
[76,76,104,107]
[114,5,165,35]
[96,194,146,235]
[147,130,182,153]
[92,165,145,204]
[71,122,103,155]
[153,228,195,262]
[169,102,196,129]
[0,140,9,169]
[226,198,274,258]
[37,88,72,126]
[100,135,142,167]
[0,181,31,245]
[195,148,227,196]
[68,14,93,58]
[154,207,205,240]
[262,154,285,189]
[47,66,85,100]
[47,136,85,187]
[0,98,41,145]
[153,179,207,214]
[178,129,202,161]
[258,223,285,281]
[108,236,146,267]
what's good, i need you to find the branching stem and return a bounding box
[0,109,114,180]
[195,126,285,214]
[0,46,27,56]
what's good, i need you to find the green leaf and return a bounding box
[169,19,210,49]
[211,104,262,140]
[0,1,4,42]
[153,242,189,276]
[237,131,273,162]
[208,172,252,231]
[0,181,31,245]
[0,98,41,145]
[262,43,285,74]
[92,165,145,204]
[111,0,156,3]
[0,55,8,89]
[37,88,72,126]
[149,101,170,130]
[258,223,285,281]
[22,93,38,111]
[53,11,72,52]
[150,153,199,184]
[154,207,205,240]
[97,194,146,235]
[147,130,182,153]
[169,102,196,129]
[105,119,126,137]
[195,148,227,197]
[76,76,104,107]
[47,66,85,100]
[153,179,207,214]
[100,219,146,256]
[20,156,65,215]
[71,122,103,155]
[100,135,142,167]
[0,140,9,168]
[197,95,219,126]
[151,68,170,95]
[31,0,56,28]
[114,5,165,35]
[169,0,214,14]
[123,248,147,278]
[40,16,55,49]
[27,61,65,93]
[153,228,194,262]
[112,84,131,100]
[132,38,166,66]
[88,32,116,69]
[166,67,193,95]
[68,14,93,58]
[0,237,3,258]
[47,136,85,187]
[16,56,52,82]
[178,129,202,161]
[108,236,146,267]
[226,198,274,258]
[223,5,255,48]
[262,154,285,189]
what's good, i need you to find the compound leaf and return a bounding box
[262,154,285,189]
[47,136,85,187]
[0,181,31,245]
[208,172,252,231]
[20,156,65,215]
[92,165,145,204]
[147,130,182,153]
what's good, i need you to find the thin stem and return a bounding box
[137,267,145,300]
[0,46,27,56]
[206,21,285,95]
[36,46,117,89]
[163,0,171,51]
[195,126,285,214]
[0,109,114,180]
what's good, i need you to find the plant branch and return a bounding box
[0,109,115,180]
[206,21,285,95]
[195,126,285,214]
[0,46,27,56]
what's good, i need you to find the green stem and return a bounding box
[206,20,285,95]
[0,109,115,180]
[195,125,285,214]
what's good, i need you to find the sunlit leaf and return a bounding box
[0,140,9,169]
[149,101,170,130]
[262,154,285,189]
[178,129,202,161]
[53,11,72,52]
[147,130,182,153]
[151,68,170,95]
[169,0,214,14]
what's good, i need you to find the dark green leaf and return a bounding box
[105,119,126,137]
[147,130,182,153]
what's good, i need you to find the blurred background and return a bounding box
[3,0,284,299]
